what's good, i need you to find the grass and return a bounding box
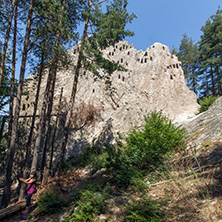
[148,140,222,221]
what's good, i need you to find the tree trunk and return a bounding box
[186,65,190,88]
[30,32,60,174]
[210,66,215,96]
[0,0,16,89]
[216,67,222,96]
[1,0,35,208]
[40,63,57,174]
[49,87,63,174]
[18,54,44,200]
[56,0,91,173]
[206,72,209,97]
[8,0,17,149]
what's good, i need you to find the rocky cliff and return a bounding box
[21,41,199,157]
[183,96,222,151]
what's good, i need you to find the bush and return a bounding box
[66,184,110,222]
[106,111,187,187]
[129,175,150,193]
[37,189,69,215]
[126,196,167,222]
[126,111,187,165]
[199,95,219,113]
[91,152,108,174]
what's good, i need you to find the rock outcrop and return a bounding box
[183,96,222,151]
[21,41,199,157]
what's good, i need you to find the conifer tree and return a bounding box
[177,33,199,92]
[1,0,35,208]
[57,0,135,172]
[0,0,16,89]
[199,9,222,97]
[30,0,81,174]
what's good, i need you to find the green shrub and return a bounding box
[199,95,219,113]
[37,189,69,215]
[106,111,187,187]
[129,175,150,193]
[63,145,102,171]
[126,196,167,222]
[66,184,110,222]
[91,152,108,174]
[126,111,187,165]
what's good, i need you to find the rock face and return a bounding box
[183,96,222,150]
[21,41,199,157]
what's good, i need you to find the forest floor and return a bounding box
[2,138,222,222]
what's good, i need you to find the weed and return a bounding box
[129,175,150,193]
[91,152,108,175]
[126,196,167,221]
[37,188,69,215]
[66,183,111,222]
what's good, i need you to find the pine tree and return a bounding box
[0,0,16,89]
[177,33,199,92]
[57,0,135,172]
[1,0,35,208]
[30,0,81,174]
[199,9,222,97]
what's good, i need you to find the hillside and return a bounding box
[2,97,222,222]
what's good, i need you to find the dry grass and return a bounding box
[148,139,222,222]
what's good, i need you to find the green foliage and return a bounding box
[63,145,104,171]
[91,152,108,175]
[176,33,199,93]
[129,175,150,193]
[66,183,110,222]
[198,9,222,97]
[199,96,219,113]
[0,54,18,111]
[106,111,187,187]
[176,9,222,97]
[37,189,69,215]
[126,196,167,222]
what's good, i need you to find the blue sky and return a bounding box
[19,0,222,79]
[125,0,222,51]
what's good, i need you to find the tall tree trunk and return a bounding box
[31,0,67,173]
[57,0,91,173]
[206,72,209,97]
[216,67,222,96]
[1,0,35,208]
[0,0,16,89]
[18,54,44,200]
[8,0,17,148]
[40,63,57,174]
[30,33,60,174]
[186,65,190,88]
[210,66,215,96]
[49,87,63,173]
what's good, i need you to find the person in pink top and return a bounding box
[19,172,36,219]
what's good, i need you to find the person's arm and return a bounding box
[19,177,35,184]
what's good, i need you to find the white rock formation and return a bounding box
[21,41,200,157]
